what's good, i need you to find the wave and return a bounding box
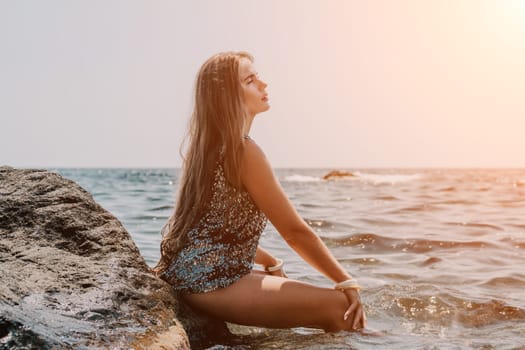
[509,223,525,229]
[358,217,409,226]
[321,233,497,253]
[444,221,503,231]
[353,172,423,185]
[299,203,326,209]
[321,233,397,249]
[480,275,525,288]
[304,218,335,228]
[282,175,322,183]
[498,239,525,251]
[283,172,423,185]
[343,257,383,265]
[435,199,480,205]
[304,218,354,230]
[497,200,525,210]
[129,214,163,221]
[374,195,399,201]
[148,205,173,212]
[379,292,525,327]
[391,204,440,213]
[419,257,443,266]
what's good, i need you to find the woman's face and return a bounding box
[239,58,270,117]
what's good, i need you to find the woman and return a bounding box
[153,51,366,332]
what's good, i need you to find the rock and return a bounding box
[0,166,233,349]
[322,170,355,180]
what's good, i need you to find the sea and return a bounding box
[53,167,525,350]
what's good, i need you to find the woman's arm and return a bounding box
[255,246,287,277]
[240,140,353,284]
[255,246,277,267]
[241,139,365,329]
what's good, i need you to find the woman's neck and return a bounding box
[245,114,255,135]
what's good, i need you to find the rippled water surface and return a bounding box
[54,168,525,349]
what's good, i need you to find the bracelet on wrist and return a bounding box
[334,278,361,291]
[265,258,284,272]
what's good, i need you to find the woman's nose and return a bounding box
[259,79,267,89]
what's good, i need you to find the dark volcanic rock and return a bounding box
[0,166,232,349]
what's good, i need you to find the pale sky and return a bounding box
[2,0,524,168]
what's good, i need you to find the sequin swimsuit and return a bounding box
[161,158,267,294]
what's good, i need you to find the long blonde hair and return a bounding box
[153,51,253,275]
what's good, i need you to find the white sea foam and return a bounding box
[282,174,322,183]
[283,172,422,184]
[353,172,422,185]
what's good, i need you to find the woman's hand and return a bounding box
[268,268,287,278]
[255,246,288,278]
[342,288,366,330]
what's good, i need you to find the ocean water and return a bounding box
[53,168,525,349]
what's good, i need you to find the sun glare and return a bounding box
[475,0,525,54]
[493,0,525,32]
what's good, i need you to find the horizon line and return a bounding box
[3,165,525,171]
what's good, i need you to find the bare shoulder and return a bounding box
[241,138,277,191]
[243,137,264,157]
[242,138,271,172]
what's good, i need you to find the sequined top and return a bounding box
[161,156,267,294]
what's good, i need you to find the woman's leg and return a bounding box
[182,272,354,332]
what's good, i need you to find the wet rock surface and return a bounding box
[0,166,232,349]
[322,170,355,180]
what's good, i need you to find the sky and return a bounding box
[2,0,524,168]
